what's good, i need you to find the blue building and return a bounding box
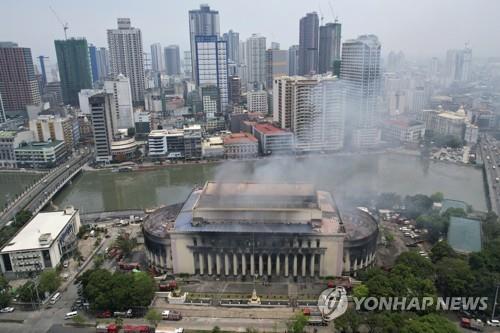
[88,44,99,83]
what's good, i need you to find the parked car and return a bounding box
[487,319,500,327]
[0,307,14,313]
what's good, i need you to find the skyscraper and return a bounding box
[164,45,181,76]
[288,45,299,76]
[246,34,267,89]
[104,74,134,130]
[318,21,341,74]
[298,12,319,75]
[150,43,163,73]
[189,5,220,81]
[37,55,48,88]
[96,47,110,80]
[273,75,345,151]
[183,50,192,78]
[89,92,115,163]
[107,18,145,103]
[88,44,99,83]
[341,35,381,148]
[266,49,288,89]
[195,36,228,114]
[223,30,240,64]
[0,42,41,112]
[445,47,472,84]
[55,38,93,106]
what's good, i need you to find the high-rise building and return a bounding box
[43,81,64,106]
[271,42,280,50]
[445,47,472,84]
[88,44,99,83]
[189,5,220,81]
[195,36,228,114]
[55,38,93,106]
[164,45,181,76]
[266,49,288,89]
[183,51,192,78]
[247,90,268,114]
[89,92,115,163]
[96,47,110,80]
[107,18,145,103]
[228,75,241,106]
[273,75,345,151]
[246,34,267,89]
[0,92,5,123]
[104,74,134,130]
[0,42,41,112]
[38,55,48,88]
[318,22,341,74]
[341,35,381,148]
[150,43,164,73]
[223,30,240,64]
[288,45,299,76]
[298,12,319,75]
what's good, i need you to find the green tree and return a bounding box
[71,314,86,325]
[334,308,362,333]
[400,314,460,333]
[430,241,456,263]
[145,308,162,327]
[404,195,433,219]
[114,235,137,258]
[441,207,466,219]
[114,317,123,328]
[13,210,32,228]
[430,192,444,203]
[435,257,474,297]
[93,253,105,268]
[38,269,62,294]
[286,312,308,333]
[0,275,11,308]
[16,281,37,302]
[353,284,369,299]
[211,327,221,333]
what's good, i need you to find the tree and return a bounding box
[211,327,221,333]
[430,192,444,203]
[17,281,37,302]
[13,210,32,228]
[93,253,105,268]
[400,314,460,333]
[71,314,86,325]
[441,207,466,219]
[38,269,62,294]
[0,275,11,308]
[145,309,162,328]
[114,235,137,258]
[353,284,369,299]
[430,241,456,263]
[286,312,308,333]
[404,195,433,219]
[114,317,123,328]
[334,308,362,333]
[435,257,474,297]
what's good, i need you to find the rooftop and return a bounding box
[15,140,64,151]
[0,131,16,139]
[1,209,77,253]
[253,123,288,135]
[223,132,258,145]
[447,217,482,253]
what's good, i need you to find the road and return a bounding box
[0,151,92,226]
[480,135,500,215]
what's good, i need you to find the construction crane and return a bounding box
[328,1,339,23]
[49,6,69,39]
[318,4,324,25]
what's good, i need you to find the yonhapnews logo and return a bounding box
[317,286,349,321]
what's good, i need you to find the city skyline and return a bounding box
[1,0,498,72]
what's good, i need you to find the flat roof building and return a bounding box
[253,123,294,155]
[0,207,80,276]
[223,132,258,159]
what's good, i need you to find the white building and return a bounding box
[419,107,478,144]
[78,89,103,114]
[341,35,381,148]
[382,118,425,143]
[107,18,145,103]
[104,74,134,130]
[247,90,268,114]
[29,114,78,152]
[0,130,34,168]
[273,75,346,152]
[150,43,164,73]
[0,207,80,276]
[246,34,267,89]
[202,136,224,159]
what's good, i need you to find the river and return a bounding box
[46,153,487,213]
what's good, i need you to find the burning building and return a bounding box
[142,182,378,278]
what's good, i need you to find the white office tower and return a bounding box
[150,43,164,73]
[222,30,240,64]
[195,36,228,113]
[96,47,110,80]
[273,75,345,152]
[246,34,267,89]
[104,74,134,130]
[445,47,472,85]
[107,18,145,103]
[341,35,381,148]
[189,5,220,81]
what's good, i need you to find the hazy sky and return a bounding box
[2,0,499,69]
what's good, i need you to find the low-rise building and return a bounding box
[29,114,78,153]
[0,207,81,277]
[382,118,425,143]
[111,137,138,162]
[252,123,294,155]
[0,130,34,168]
[419,107,478,144]
[247,90,268,114]
[14,140,67,169]
[134,111,151,135]
[223,132,258,159]
[147,125,202,159]
[202,136,224,159]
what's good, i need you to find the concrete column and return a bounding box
[276,254,281,276]
[344,250,351,273]
[259,254,263,276]
[242,254,247,276]
[284,255,289,277]
[310,254,315,277]
[250,254,255,276]
[207,253,213,275]
[267,254,272,276]
[302,255,306,277]
[293,255,298,277]
[233,254,238,276]
[199,253,204,275]
[224,253,230,276]
[216,254,222,275]
[319,254,324,276]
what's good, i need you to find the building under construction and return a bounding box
[142,182,378,279]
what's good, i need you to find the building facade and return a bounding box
[90,93,115,163]
[246,34,267,89]
[253,123,294,155]
[29,114,77,153]
[318,22,341,74]
[0,42,41,112]
[266,49,288,89]
[104,74,134,129]
[298,12,319,75]
[0,130,34,168]
[164,45,181,76]
[247,90,268,114]
[15,140,67,168]
[382,118,425,143]
[150,43,164,73]
[222,30,240,64]
[107,18,145,103]
[288,45,299,76]
[223,132,258,159]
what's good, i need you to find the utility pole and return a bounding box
[493,285,499,320]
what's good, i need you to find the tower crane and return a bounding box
[49,6,69,39]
